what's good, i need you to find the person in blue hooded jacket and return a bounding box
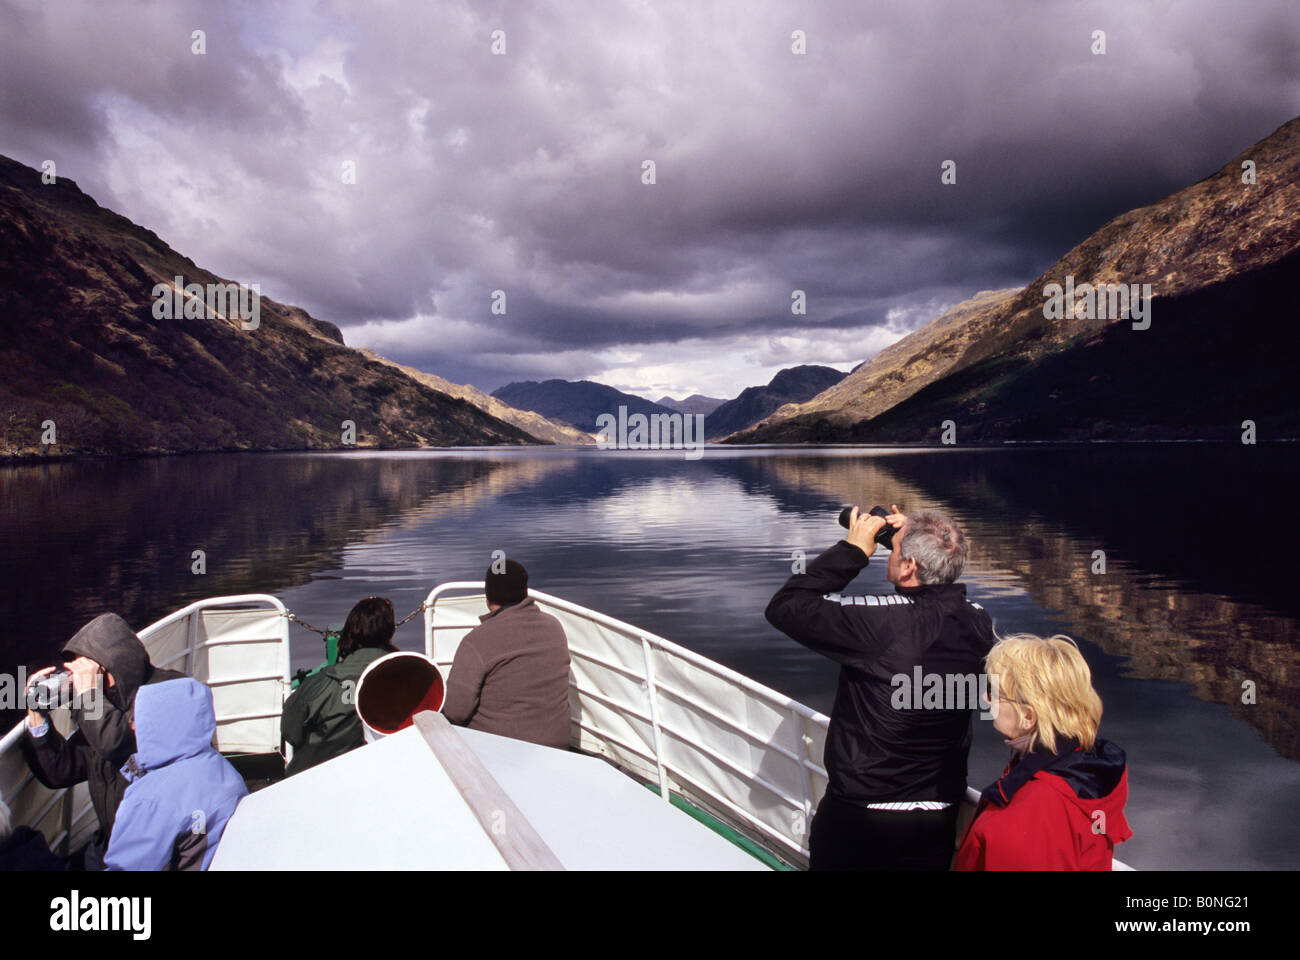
[104,678,247,871]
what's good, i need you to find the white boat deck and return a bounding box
[210,712,767,870]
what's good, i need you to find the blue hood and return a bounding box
[126,678,217,778]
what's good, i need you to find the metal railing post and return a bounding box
[789,708,814,851]
[641,637,671,804]
[424,598,435,660]
[186,610,199,678]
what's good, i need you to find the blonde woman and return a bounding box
[955,633,1132,870]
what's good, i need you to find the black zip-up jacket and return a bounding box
[765,540,994,804]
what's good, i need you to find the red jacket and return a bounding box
[955,738,1132,870]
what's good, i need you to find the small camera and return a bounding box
[26,670,74,712]
[837,504,898,550]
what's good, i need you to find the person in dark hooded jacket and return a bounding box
[21,612,183,869]
[955,633,1132,870]
[105,678,247,870]
[281,597,398,776]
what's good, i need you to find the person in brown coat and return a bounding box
[442,558,572,749]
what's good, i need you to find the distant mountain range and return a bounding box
[729,115,1300,443]
[650,392,722,416]
[656,394,726,416]
[491,380,678,433]
[703,365,847,440]
[495,367,846,439]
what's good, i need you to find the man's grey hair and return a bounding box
[0,795,11,843]
[899,510,968,584]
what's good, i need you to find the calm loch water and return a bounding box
[2,444,1297,869]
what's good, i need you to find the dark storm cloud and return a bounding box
[1,0,1297,396]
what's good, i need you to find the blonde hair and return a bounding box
[986,633,1102,754]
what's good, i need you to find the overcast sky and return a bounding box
[3,0,1298,399]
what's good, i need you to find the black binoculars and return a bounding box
[837,505,898,550]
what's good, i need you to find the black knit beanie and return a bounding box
[485,558,528,607]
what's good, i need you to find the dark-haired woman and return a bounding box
[281,597,398,776]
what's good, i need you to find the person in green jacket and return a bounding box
[281,597,398,776]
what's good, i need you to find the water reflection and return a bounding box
[0,452,576,677]
[717,447,1300,762]
[2,445,1296,868]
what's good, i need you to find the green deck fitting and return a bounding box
[645,783,797,871]
[290,630,341,690]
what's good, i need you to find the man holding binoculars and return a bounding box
[765,502,994,870]
[21,613,182,870]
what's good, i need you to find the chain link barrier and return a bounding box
[284,601,428,636]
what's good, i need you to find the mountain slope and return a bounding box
[730,289,1020,439]
[491,379,677,433]
[357,350,595,445]
[731,114,1300,443]
[839,250,1299,441]
[0,155,536,457]
[704,365,846,440]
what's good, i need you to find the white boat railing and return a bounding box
[2,587,1135,870]
[425,583,1135,871]
[425,582,829,868]
[0,595,291,856]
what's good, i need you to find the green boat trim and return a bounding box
[644,782,797,871]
